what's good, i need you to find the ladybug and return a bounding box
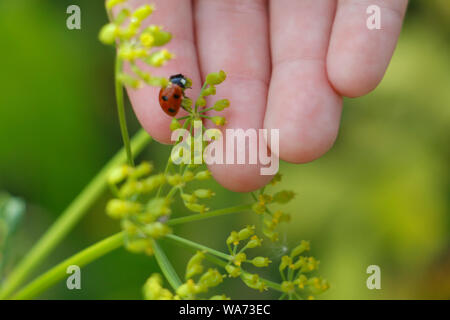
[159,74,189,117]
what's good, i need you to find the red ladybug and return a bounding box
[159,74,188,117]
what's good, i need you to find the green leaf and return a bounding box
[151,239,182,290]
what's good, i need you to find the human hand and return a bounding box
[120,0,408,192]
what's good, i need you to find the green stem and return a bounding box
[258,276,283,293]
[167,204,252,226]
[0,130,151,299]
[195,82,208,113]
[151,239,182,290]
[10,232,125,300]
[175,238,284,294]
[164,234,232,261]
[155,119,191,198]
[115,55,134,166]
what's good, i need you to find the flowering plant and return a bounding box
[0,0,328,300]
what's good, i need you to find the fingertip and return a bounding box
[326,43,388,98]
[265,61,342,164]
[274,120,339,164]
[327,0,408,98]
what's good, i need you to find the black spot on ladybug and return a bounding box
[173,94,181,99]
[168,108,176,114]
[162,96,169,101]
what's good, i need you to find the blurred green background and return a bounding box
[0,0,449,299]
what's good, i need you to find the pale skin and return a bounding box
[120,0,408,192]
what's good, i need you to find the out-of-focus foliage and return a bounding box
[0,0,448,299]
[0,193,26,279]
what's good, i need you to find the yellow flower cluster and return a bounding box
[165,251,229,300]
[251,174,293,242]
[99,0,173,88]
[106,161,213,255]
[279,241,329,299]
[223,226,271,292]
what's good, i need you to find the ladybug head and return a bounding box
[169,74,187,89]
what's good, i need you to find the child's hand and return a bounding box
[122,0,408,191]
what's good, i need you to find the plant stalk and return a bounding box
[0,130,151,299]
[164,234,232,261]
[115,55,134,167]
[167,204,252,226]
[11,232,125,300]
[151,240,182,291]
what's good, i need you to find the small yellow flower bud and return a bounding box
[147,76,169,87]
[258,194,272,205]
[140,33,155,47]
[182,170,194,182]
[290,240,310,258]
[185,202,208,214]
[201,86,216,96]
[181,193,197,204]
[145,49,173,67]
[99,23,118,44]
[181,97,193,111]
[238,225,255,241]
[186,251,205,279]
[198,268,224,290]
[129,161,153,180]
[114,8,130,24]
[141,174,165,193]
[126,238,151,253]
[106,0,126,10]
[195,97,206,108]
[241,273,266,292]
[195,170,211,180]
[252,202,266,215]
[193,189,215,199]
[225,265,241,278]
[167,174,183,186]
[279,255,292,272]
[226,231,239,246]
[146,198,171,217]
[263,228,279,242]
[233,253,246,266]
[120,220,138,235]
[176,279,199,298]
[281,281,295,293]
[301,257,319,273]
[108,164,131,185]
[132,4,154,21]
[143,222,171,238]
[144,25,172,46]
[213,99,230,111]
[251,257,271,267]
[106,199,142,219]
[206,70,226,85]
[247,235,262,248]
[211,116,226,126]
[121,24,138,40]
[294,274,308,289]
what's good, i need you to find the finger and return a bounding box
[265,0,342,163]
[327,0,408,97]
[118,0,201,144]
[194,0,272,192]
